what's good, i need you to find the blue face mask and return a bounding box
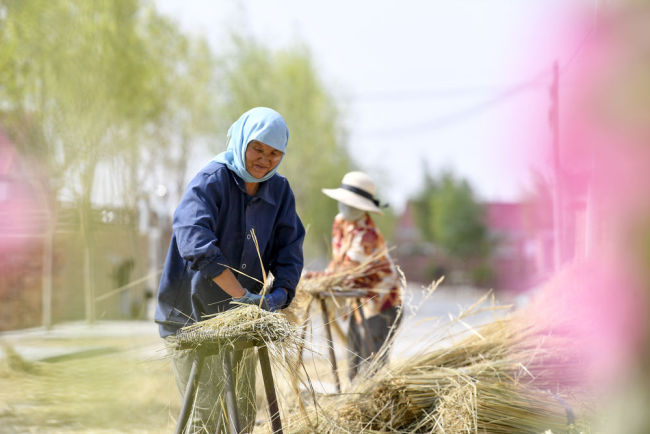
[213,107,289,183]
[338,202,365,221]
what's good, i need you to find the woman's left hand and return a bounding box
[262,288,288,312]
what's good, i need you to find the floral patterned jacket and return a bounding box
[326,213,402,316]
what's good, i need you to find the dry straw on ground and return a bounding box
[283,289,587,434]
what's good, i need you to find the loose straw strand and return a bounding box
[249,228,268,309]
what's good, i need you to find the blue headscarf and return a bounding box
[213,107,289,183]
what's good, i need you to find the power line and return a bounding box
[352,84,536,102]
[358,18,597,139]
[359,70,549,138]
[354,29,593,106]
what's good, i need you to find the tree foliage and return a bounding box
[411,168,491,261]
[0,0,219,322]
[0,0,218,204]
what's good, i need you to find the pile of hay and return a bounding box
[286,248,402,328]
[297,249,392,297]
[172,305,305,354]
[283,293,587,434]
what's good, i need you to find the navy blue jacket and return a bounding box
[154,162,305,337]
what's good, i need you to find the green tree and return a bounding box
[412,168,492,263]
[0,0,218,323]
[218,36,354,257]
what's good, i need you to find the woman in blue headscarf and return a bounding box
[155,107,305,432]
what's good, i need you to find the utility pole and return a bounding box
[549,61,562,270]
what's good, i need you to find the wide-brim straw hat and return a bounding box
[322,171,386,214]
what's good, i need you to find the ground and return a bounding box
[0,284,507,433]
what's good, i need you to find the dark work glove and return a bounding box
[232,288,287,312]
[231,288,263,308]
[263,288,288,312]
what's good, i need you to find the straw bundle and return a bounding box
[172,305,305,353]
[285,248,398,329]
[473,381,571,434]
[285,297,585,433]
[297,249,392,297]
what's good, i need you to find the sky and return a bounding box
[154,0,596,212]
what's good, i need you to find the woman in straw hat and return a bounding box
[319,171,403,381]
[155,107,305,432]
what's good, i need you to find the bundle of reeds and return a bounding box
[285,248,400,328]
[297,248,392,297]
[172,304,305,353]
[332,332,575,432]
[284,293,585,433]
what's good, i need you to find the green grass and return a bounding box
[0,336,179,433]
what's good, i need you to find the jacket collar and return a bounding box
[229,168,277,206]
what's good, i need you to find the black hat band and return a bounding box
[340,184,388,208]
